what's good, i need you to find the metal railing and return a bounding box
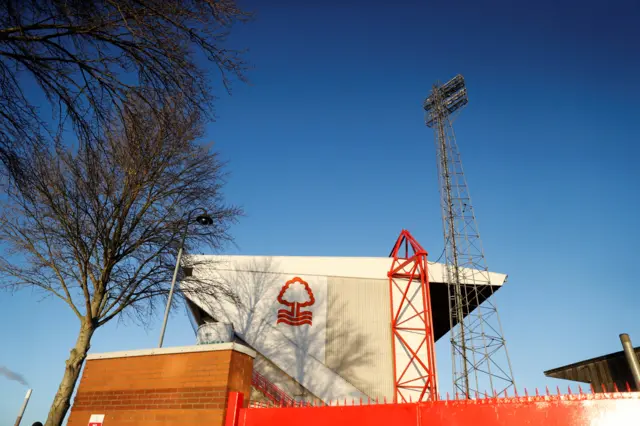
[251,370,308,407]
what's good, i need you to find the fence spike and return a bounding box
[626,382,632,392]
[493,389,497,398]
[578,385,583,395]
[474,390,479,400]
[360,397,363,406]
[590,384,595,394]
[409,395,412,403]
[367,396,371,405]
[344,398,347,406]
[446,392,450,401]
[375,396,379,405]
[601,383,607,393]
[556,386,561,396]
[524,388,529,398]
[613,382,619,393]
[503,389,508,398]
[535,388,540,397]
[545,386,550,396]
[384,396,387,404]
[568,386,572,395]
[455,392,459,400]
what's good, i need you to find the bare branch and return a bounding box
[0,93,241,337]
[0,0,252,177]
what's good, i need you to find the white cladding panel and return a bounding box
[326,277,394,399]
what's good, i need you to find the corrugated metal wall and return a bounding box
[326,277,394,399]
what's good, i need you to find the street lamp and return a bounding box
[158,207,213,348]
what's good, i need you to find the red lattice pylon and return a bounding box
[388,230,438,402]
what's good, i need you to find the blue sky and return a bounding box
[2,0,640,423]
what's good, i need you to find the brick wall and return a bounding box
[67,344,255,426]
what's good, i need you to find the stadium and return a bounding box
[181,236,508,405]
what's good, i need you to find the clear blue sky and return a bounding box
[2,0,639,423]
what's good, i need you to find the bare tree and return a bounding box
[0,98,241,426]
[0,0,250,174]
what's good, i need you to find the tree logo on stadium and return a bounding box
[276,277,315,326]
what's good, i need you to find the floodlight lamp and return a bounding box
[424,74,469,127]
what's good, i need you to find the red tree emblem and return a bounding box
[276,277,315,326]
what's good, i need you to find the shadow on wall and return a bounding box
[279,296,377,402]
[185,257,377,401]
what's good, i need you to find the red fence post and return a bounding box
[225,391,244,426]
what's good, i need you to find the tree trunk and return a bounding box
[45,320,95,426]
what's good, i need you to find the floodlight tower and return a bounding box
[424,75,515,398]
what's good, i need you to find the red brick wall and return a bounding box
[68,347,253,426]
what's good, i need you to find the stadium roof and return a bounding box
[544,347,640,392]
[184,255,508,341]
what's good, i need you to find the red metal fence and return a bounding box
[226,389,640,426]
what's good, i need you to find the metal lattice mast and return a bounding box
[424,75,515,398]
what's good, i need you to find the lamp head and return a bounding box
[195,214,214,226]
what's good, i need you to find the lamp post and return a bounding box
[13,389,32,426]
[158,207,213,348]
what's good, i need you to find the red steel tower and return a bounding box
[388,230,438,402]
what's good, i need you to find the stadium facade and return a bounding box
[182,255,507,403]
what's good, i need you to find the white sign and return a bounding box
[88,414,104,426]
